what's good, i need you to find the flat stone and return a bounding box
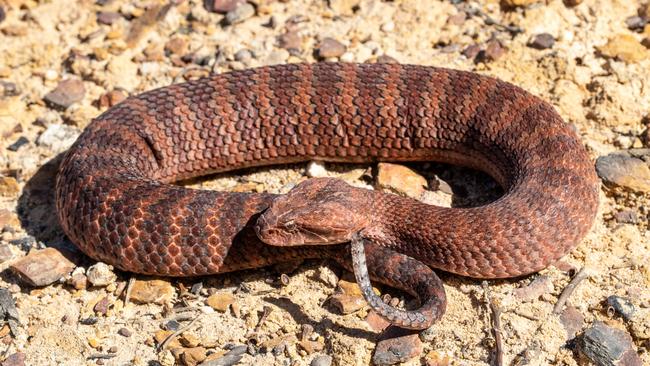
[366,310,391,332]
[317,38,346,59]
[43,79,85,109]
[224,3,255,25]
[7,136,28,152]
[97,11,121,25]
[154,330,181,348]
[578,321,642,366]
[0,177,20,197]
[560,307,584,339]
[377,163,427,199]
[179,332,200,347]
[10,248,75,286]
[528,33,555,50]
[513,275,553,301]
[86,262,117,287]
[373,332,423,365]
[462,44,481,60]
[206,0,246,13]
[205,292,235,312]
[130,279,175,304]
[596,151,650,193]
[180,347,206,366]
[329,293,365,314]
[597,34,649,63]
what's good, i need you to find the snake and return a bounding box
[55,62,599,330]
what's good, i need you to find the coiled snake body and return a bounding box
[55,63,599,329]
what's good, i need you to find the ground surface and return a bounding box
[0,0,648,365]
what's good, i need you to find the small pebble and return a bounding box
[306,161,328,177]
[86,263,117,287]
[329,293,365,314]
[97,11,121,25]
[278,31,301,52]
[224,3,255,25]
[164,320,180,331]
[206,0,246,13]
[98,90,127,109]
[0,81,19,97]
[597,34,649,63]
[118,327,132,337]
[317,38,347,59]
[0,6,5,24]
[366,310,391,332]
[43,79,85,109]
[7,137,29,152]
[615,209,638,224]
[164,37,188,56]
[93,296,109,316]
[607,295,635,321]
[205,292,235,312]
[462,44,481,60]
[180,347,207,365]
[528,33,555,50]
[625,16,646,31]
[234,49,253,63]
[376,54,398,63]
[578,321,642,366]
[477,39,507,62]
[376,162,427,199]
[129,279,175,305]
[180,332,200,348]
[310,354,332,366]
[513,275,553,301]
[10,248,75,287]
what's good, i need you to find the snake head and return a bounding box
[255,178,370,246]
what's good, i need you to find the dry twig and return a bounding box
[553,267,590,314]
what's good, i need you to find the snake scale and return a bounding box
[55,62,599,329]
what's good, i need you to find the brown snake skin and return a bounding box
[55,62,599,329]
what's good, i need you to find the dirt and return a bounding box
[0,0,648,365]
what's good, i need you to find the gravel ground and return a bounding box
[0,0,649,365]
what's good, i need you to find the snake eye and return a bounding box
[284,220,296,231]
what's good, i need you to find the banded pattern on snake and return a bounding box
[55,62,599,329]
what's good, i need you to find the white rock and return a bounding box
[36,124,80,153]
[306,161,328,177]
[86,262,117,287]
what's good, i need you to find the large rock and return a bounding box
[596,149,650,193]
